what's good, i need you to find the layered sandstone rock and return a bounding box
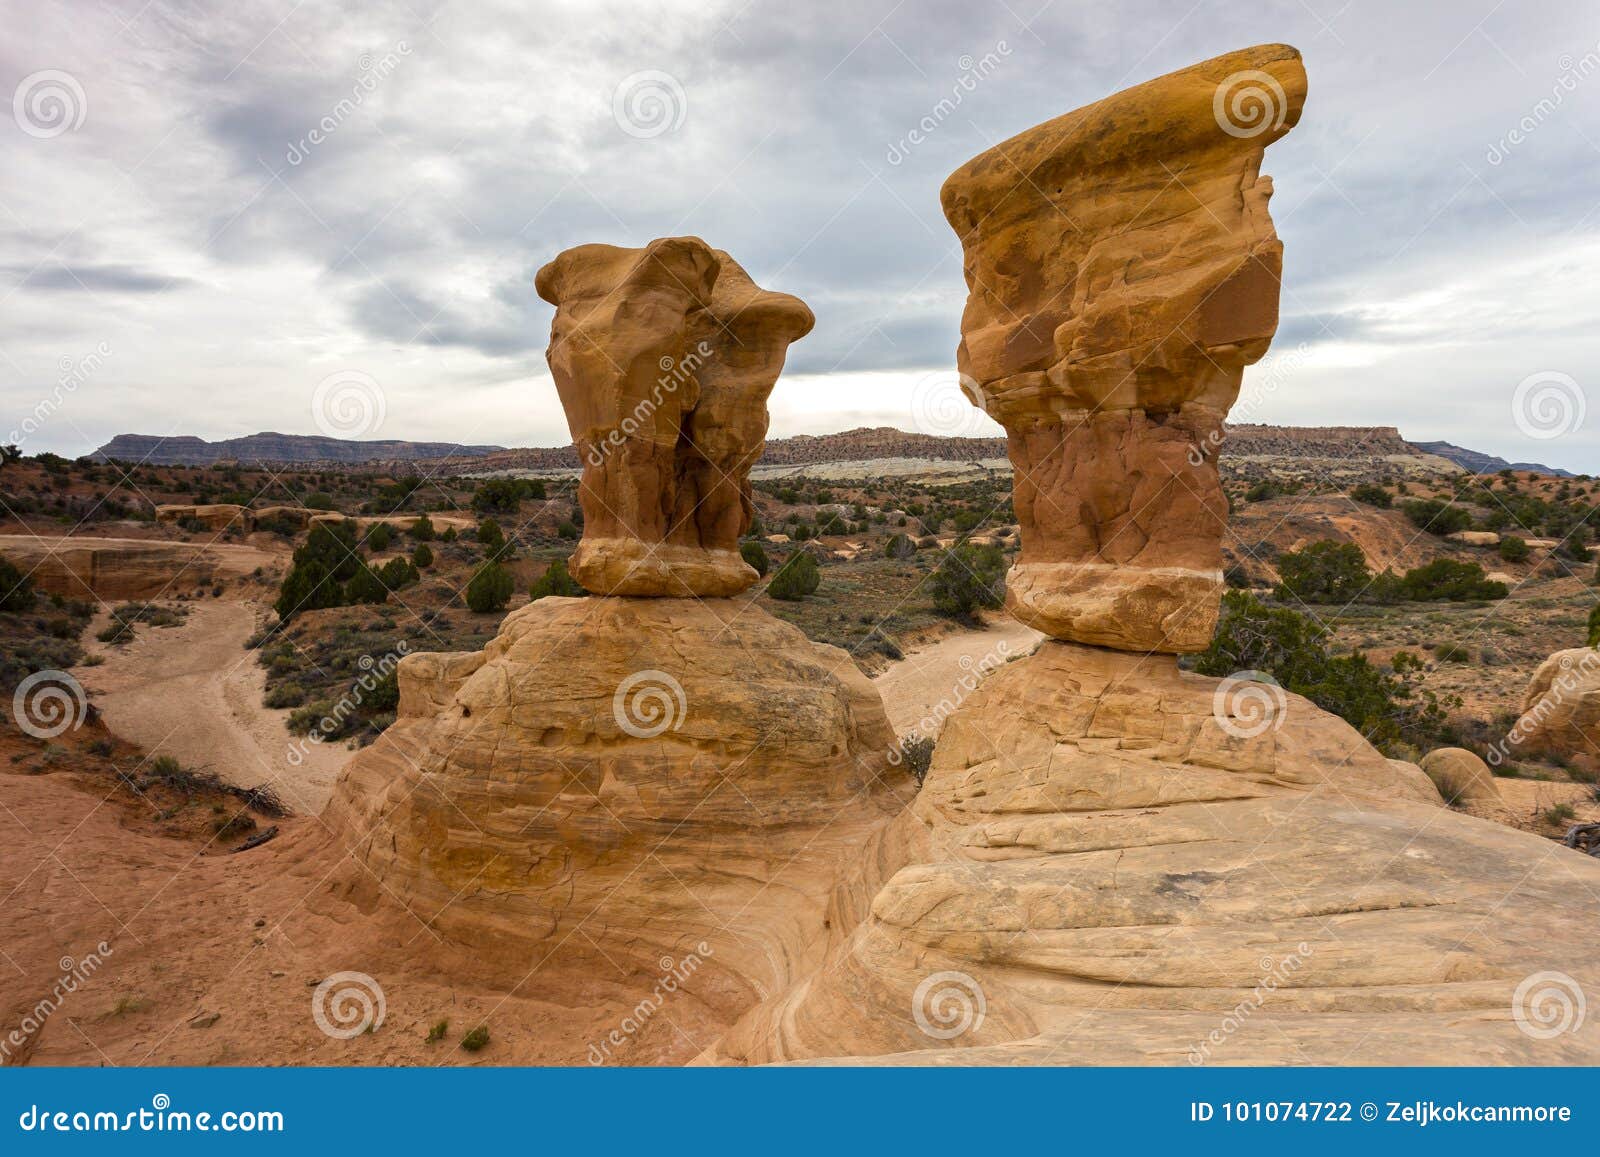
[1419,747,1504,808]
[940,44,1306,651]
[0,535,277,600]
[535,238,814,596]
[323,596,906,1001]
[1513,648,1600,771]
[156,503,255,531]
[707,641,1600,1065]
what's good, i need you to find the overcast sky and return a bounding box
[2,0,1598,470]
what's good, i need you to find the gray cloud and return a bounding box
[1,0,1597,471]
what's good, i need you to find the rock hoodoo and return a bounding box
[941,45,1302,651]
[706,45,1600,1067]
[322,245,903,1050]
[535,238,814,597]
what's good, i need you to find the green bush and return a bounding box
[0,555,35,613]
[377,556,419,590]
[1398,558,1507,602]
[365,523,393,552]
[884,532,916,560]
[408,515,436,541]
[1273,540,1370,604]
[1195,591,1451,754]
[928,543,1005,620]
[767,551,820,601]
[274,521,363,621]
[466,561,513,613]
[1498,535,1529,563]
[529,558,586,601]
[472,478,543,514]
[556,520,579,540]
[412,543,434,568]
[739,540,769,576]
[344,563,390,605]
[1349,483,1392,508]
[1400,498,1472,535]
[304,492,335,511]
[1586,603,1600,647]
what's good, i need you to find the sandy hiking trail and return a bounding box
[872,617,1043,738]
[73,599,350,815]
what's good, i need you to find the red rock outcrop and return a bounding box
[535,238,814,596]
[941,44,1305,651]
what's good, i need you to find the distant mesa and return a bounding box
[88,431,505,466]
[1413,439,1575,478]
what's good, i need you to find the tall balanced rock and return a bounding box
[535,238,814,596]
[940,44,1305,651]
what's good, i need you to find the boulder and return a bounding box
[535,238,814,596]
[1447,531,1501,547]
[1512,648,1600,762]
[939,44,1305,651]
[1419,747,1503,807]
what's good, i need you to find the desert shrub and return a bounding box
[378,557,419,590]
[1195,591,1451,755]
[928,543,1005,621]
[1273,540,1370,604]
[884,532,916,560]
[460,1026,490,1052]
[767,551,820,601]
[344,563,390,605]
[1586,603,1600,647]
[275,521,364,621]
[440,526,457,542]
[472,477,543,514]
[1398,558,1507,602]
[466,561,513,613]
[412,543,434,568]
[304,492,335,511]
[529,558,586,601]
[1498,535,1529,563]
[408,514,436,541]
[896,735,935,785]
[739,540,769,576]
[1400,498,1472,535]
[365,522,393,552]
[264,681,307,709]
[556,520,579,540]
[0,556,36,613]
[1349,483,1392,508]
[1432,642,1472,663]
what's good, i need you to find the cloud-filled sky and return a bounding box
[2,0,1598,470]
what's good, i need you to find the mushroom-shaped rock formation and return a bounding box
[703,46,1600,1068]
[535,237,814,597]
[940,44,1304,651]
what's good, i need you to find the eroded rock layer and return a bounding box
[323,596,907,1003]
[940,44,1306,651]
[707,643,1600,1065]
[535,238,814,596]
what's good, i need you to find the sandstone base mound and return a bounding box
[322,595,909,1006]
[707,643,1600,1065]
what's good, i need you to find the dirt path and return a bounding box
[73,600,349,815]
[872,617,1043,738]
